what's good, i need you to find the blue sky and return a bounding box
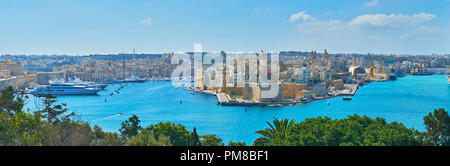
[0,0,448,55]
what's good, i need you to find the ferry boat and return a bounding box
[30,83,101,95]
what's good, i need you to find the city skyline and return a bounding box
[0,0,449,55]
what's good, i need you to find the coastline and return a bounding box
[184,74,438,107]
[188,83,359,107]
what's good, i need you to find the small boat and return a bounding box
[343,97,352,101]
[389,73,397,81]
[326,101,330,105]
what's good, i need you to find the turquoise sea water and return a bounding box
[25,75,449,144]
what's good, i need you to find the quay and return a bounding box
[219,98,295,107]
[188,87,296,107]
[216,93,229,104]
[329,84,359,96]
[191,84,359,107]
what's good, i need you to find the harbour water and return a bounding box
[25,75,449,144]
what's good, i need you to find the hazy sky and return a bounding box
[0,0,449,55]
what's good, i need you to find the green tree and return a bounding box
[37,94,74,124]
[191,127,202,146]
[0,86,26,115]
[50,121,94,146]
[0,88,52,145]
[119,114,141,140]
[93,125,105,140]
[228,141,246,146]
[421,108,449,146]
[200,135,224,146]
[0,86,123,146]
[94,132,123,146]
[146,122,192,146]
[0,111,43,145]
[253,115,421,146]
[293,115,420,146]
[253,118,296,146]
[127,130,171,146]
[91,125,123,146]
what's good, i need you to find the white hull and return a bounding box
[65,77,108,90]
[67,82,108,89]
[81,84,108,89]
[30,89,100,95]
[30,82,101,95]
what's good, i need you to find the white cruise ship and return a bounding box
[30,82,101,95]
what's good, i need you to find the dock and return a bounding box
[329,84,358,96]
[216,93,229,104]
[189,87,295,106]
[217,93,295,107]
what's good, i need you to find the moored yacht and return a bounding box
[30,82,101,95]
[66,77,108,89]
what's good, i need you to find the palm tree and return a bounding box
[253,118,296,146]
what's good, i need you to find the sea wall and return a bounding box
[0,74,36,89]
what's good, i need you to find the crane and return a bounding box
[368,53,375,79]
[378,56,385,74]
